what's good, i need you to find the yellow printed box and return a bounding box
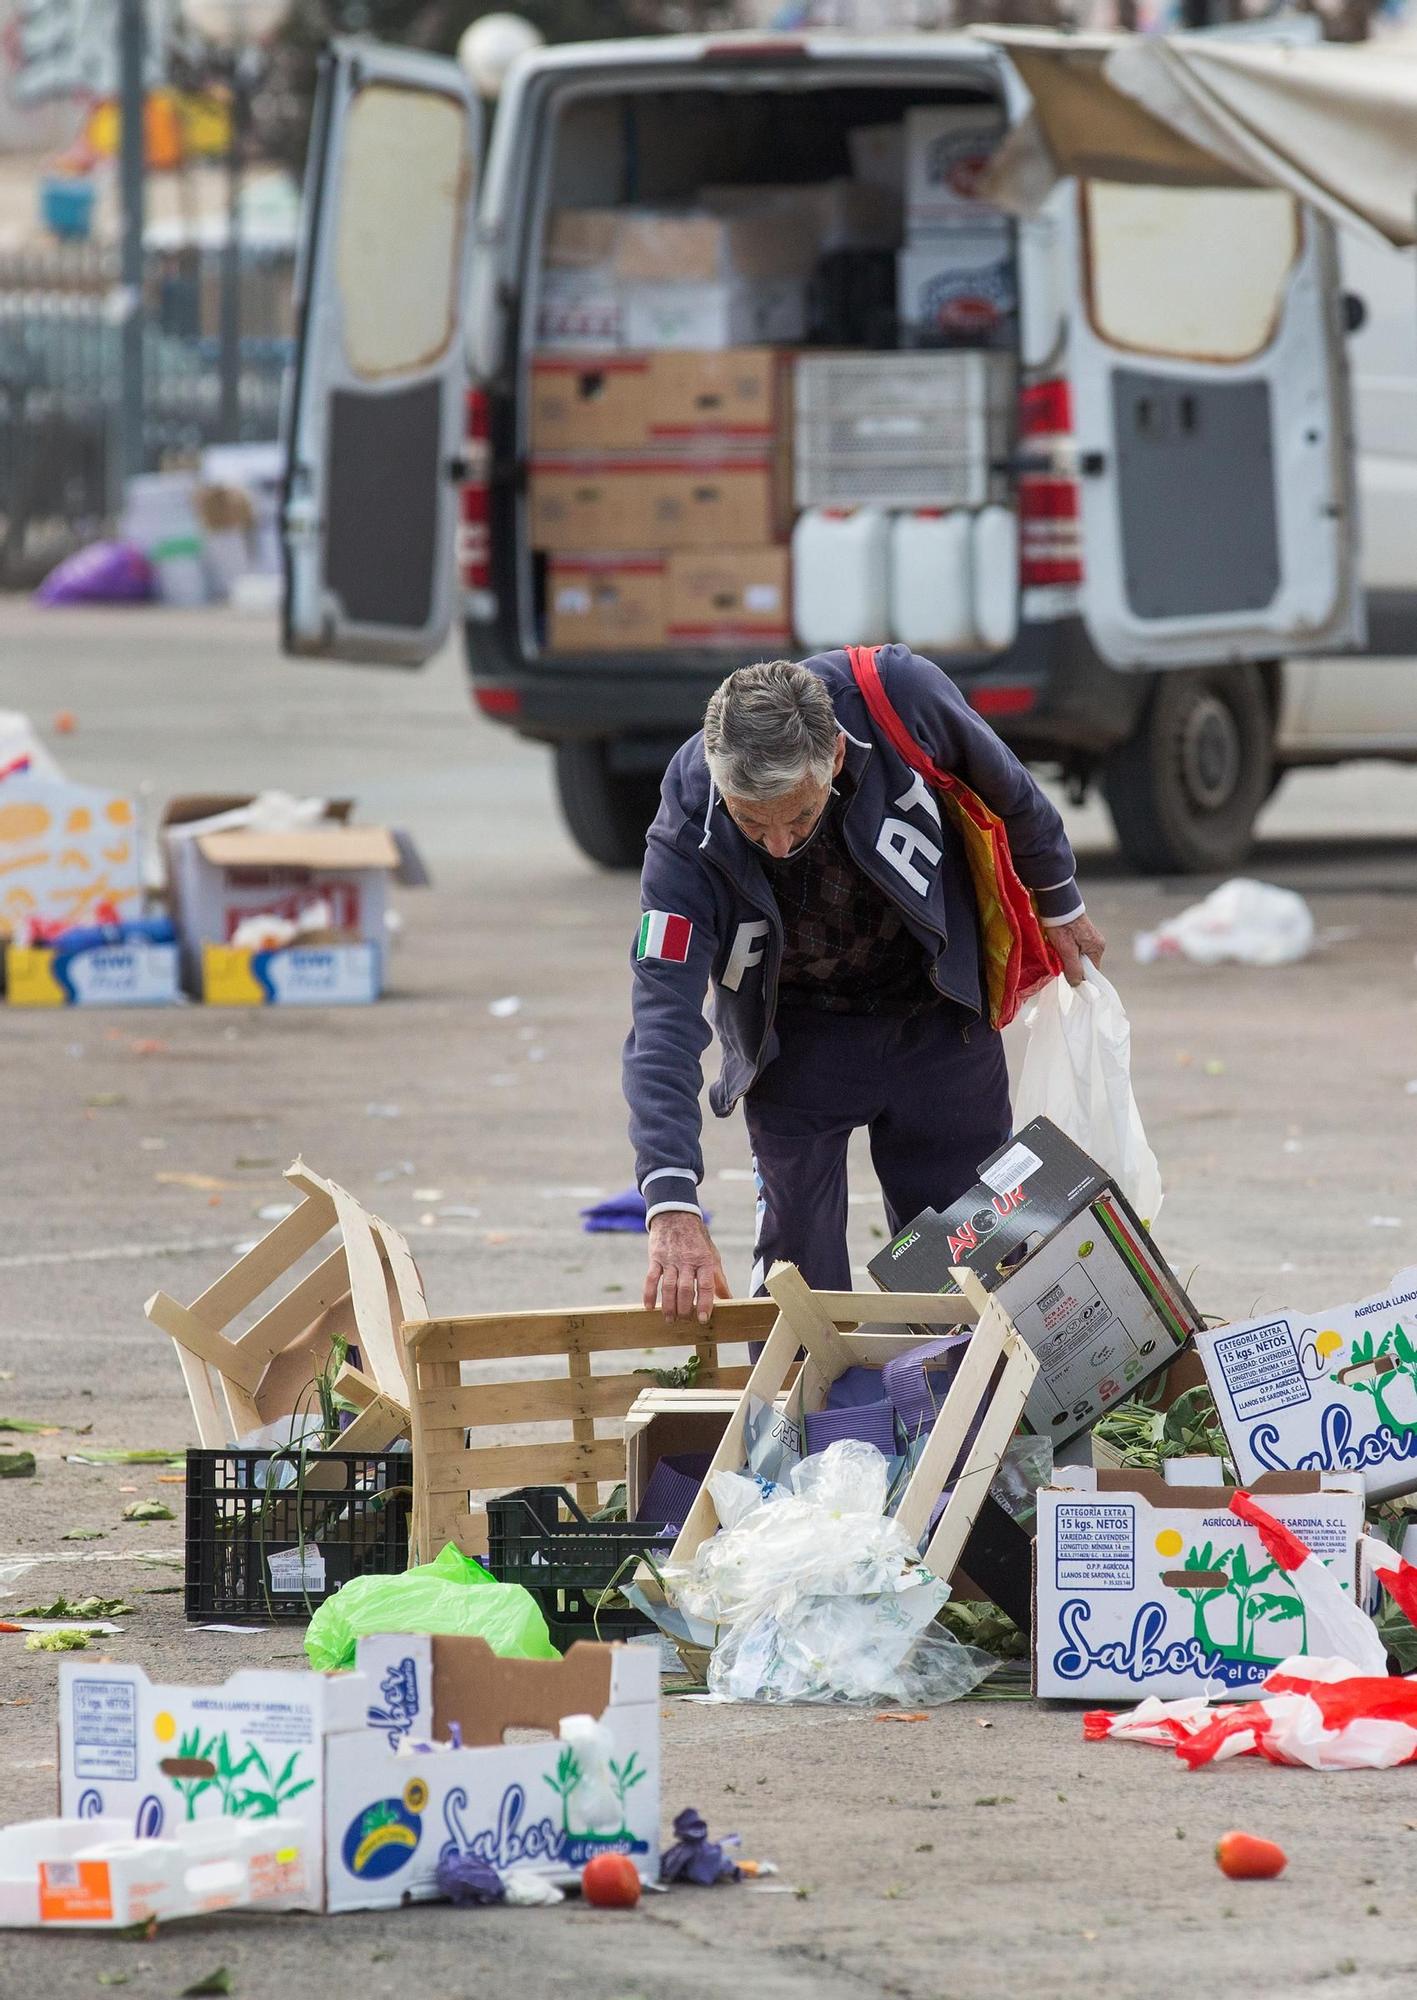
[7,943,179,1006]
[202,942,381,1005]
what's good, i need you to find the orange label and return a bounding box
[38,1859,114,1923]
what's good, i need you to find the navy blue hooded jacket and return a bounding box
[623,646,1083,1223]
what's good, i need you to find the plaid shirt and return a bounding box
[765,786,934,1015]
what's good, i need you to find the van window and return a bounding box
[1081,182,1301,363]
[334,82,469,379]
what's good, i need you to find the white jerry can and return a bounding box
[792,506,890,651]
[971,504,1019,652]
[889,509,975,651]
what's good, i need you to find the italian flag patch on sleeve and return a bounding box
[637,910,693,963]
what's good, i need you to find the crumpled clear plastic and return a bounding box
[662,1440,996,1706]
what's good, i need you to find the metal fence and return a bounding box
[0,242,294,587]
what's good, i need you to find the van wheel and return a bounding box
[555,741,660,870]
[1102,666,1273,875]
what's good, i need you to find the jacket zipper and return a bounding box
[698,830,784,1076]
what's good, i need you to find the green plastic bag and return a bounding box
[304,1542,560,1672]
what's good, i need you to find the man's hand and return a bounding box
[644,1210,731,1324]
[1050,913,1108,987]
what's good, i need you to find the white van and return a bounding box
[283,29,1410,874]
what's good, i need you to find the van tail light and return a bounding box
[1016,377,1083,589]
[458,386,491,592]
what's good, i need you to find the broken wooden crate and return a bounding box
[145,1159,421,1453]
[665,1262,1041,1592]
[403,1298,777,1561]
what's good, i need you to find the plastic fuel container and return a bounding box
[792,506,890,651]
[971,505,1020,652]
[889,509,975,651]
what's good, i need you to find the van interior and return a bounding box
[516,76,1024,664]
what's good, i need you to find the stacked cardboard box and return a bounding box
[897,105,1015,349]
[532,346,794,655]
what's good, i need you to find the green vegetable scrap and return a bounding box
[939,1600,1028,1661]
[0,1451,36,1478]
[634,1354,702,1390]
[19,1595,132,1620]
[25,1630,90,1652]
[0,1417,62,1434]
[181,1972,233,1997]
[1092,1384,1231,1474]
[62,1526,105,1541]
[71,1449,186,1466]
[121,1500,175,1523]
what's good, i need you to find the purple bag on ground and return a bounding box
[35,541,155,607]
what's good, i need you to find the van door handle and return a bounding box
[1078,450,1106,477]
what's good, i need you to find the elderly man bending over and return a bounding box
[623,647,1105,1321]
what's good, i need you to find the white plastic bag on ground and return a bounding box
[1013,963,1164,1225]
[664,1440,994,1706]
[1134,878,1314,967]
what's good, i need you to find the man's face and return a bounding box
[722,734,847,860]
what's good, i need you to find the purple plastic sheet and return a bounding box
[882,1333,972,1440]
[34,540,153,606]
[803,1398,900,1458]
[639,1452,712,1530]
[824,1365,886,1410]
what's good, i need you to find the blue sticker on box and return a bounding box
[71,1679,138,1781]
[1055,1502,1134,1591]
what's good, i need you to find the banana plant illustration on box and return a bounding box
[1340,1324,1417,1438]
[1174,1542,1231,1655]
[543,1745,584,1838]
[163,1729,312,1821]
[608,1752,647,1837]
[1173,1542,1306,1664]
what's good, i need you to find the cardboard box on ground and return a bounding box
[55,1635,660,1914]
[1197,1266,1417,1501]
[161,793,425,1005]
[869,1118,1200,1445]
[1033,1463,1366,1701]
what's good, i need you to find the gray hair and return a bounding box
[703,661,839,802]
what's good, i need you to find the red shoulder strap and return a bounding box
[845,645,956,795]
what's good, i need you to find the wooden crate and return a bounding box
[146,1158,419,1452]
[666,1263,1040,1590]
[403,1298,777,1559]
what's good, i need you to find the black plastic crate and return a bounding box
[185,1446,410,1623]
[485,1486,675,1650]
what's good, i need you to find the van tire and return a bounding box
[1102,665,1273,875]
[555,740,659,870]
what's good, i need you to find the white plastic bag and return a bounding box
[664,1441,995,1706]
[1134,878,1314,967]
[1014,964,1163,1225]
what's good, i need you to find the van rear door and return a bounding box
[283,41,479,665]
[1067,181,1362,669]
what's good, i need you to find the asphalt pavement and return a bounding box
[3,600,1417,2000]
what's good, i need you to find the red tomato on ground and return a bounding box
[1215,1831,1287,1879]
[581,1853,642,1908]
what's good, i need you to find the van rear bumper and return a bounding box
[463,614,1150,764]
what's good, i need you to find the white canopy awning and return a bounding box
[980,28,1417,247]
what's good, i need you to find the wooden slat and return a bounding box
[189,1182,335,1329]
[333,1361,382,1411]
[408,1334,458,1564]
[339,1391,410,1452]
[414,1362,754,1433]
[422,1437,628,1495]
[894,1296,1013,1547]
[765,1263,855,1376]
[814,1289,977,1326]
[231,1248,349,1372]
[668,1307,798,1564]
[146,1292,265,1394]
[173,1344,230,1450]
[329,1179,408,1398]
[405,1298,775,1360]
[921,1331,1037,1583]
[372,1214,429,1323]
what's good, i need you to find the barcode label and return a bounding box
[43,1862,78,1889]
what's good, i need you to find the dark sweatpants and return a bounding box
[742,1004,1012,1294]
